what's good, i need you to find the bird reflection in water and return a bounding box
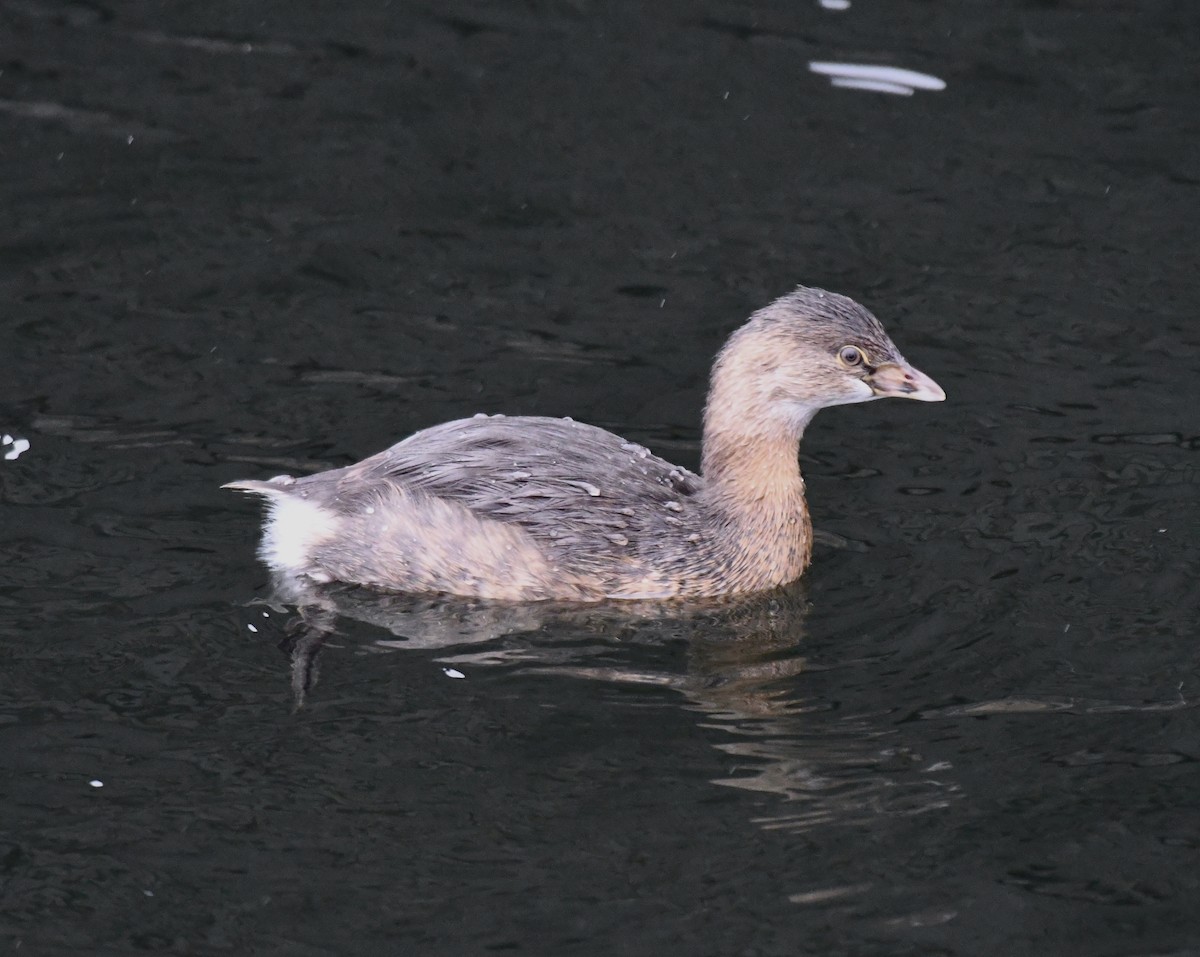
[265,573,955,838]
[270,573,811,709]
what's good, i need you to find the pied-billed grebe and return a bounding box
[225,286,944,601]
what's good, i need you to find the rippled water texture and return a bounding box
[2,1,1198,954]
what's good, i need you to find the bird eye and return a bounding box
[838,345,864,366]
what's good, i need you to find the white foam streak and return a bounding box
[809,62,947,95]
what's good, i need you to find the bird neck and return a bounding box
[699,344,813,505]
[700,422,807,516]
[698,419,813,587]
[693,324,816,585]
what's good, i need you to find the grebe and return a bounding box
[225,286,944,600]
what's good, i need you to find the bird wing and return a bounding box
[325,415,702,552]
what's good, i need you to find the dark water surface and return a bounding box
[3,1,1198,954]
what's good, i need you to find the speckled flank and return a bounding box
[224,286,943,600]
[309,483,600,602]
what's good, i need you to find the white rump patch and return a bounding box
[259,495,340,575]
